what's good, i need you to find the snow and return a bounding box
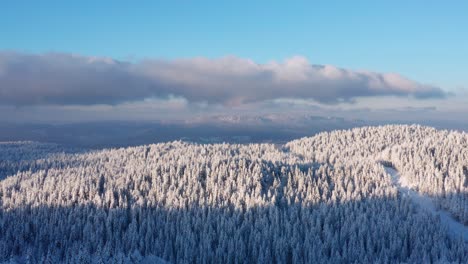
[2,125,466,262]
[141,255,169,264]
[384,166,468,242]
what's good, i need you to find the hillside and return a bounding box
[0,125,466,263]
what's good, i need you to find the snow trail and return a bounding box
[384,166,468,242]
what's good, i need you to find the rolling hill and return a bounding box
[0,125,466,263]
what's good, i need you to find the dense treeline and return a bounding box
[0,142,80,180]
[0,125,466,263]
[288,125,467,224]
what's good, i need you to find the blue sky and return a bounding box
[0,1,467,123]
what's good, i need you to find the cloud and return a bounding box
[0,52,447,106]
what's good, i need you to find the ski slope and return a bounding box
[384,166,468,242]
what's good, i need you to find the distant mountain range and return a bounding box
[186,114,364,127]
[1,114,466,148]
[0,114,367,148]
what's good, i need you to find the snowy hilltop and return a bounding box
[0,125,466,263]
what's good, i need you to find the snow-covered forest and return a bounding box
[0,125,466,263]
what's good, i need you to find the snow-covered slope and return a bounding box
[385,166,467,242]
[0,125,466,263]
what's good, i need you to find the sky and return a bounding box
[0,1,467,123]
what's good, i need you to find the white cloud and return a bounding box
[0,52,447,107]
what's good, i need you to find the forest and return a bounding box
[0,125,466,263]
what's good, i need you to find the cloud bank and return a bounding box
[0,52,446,106]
